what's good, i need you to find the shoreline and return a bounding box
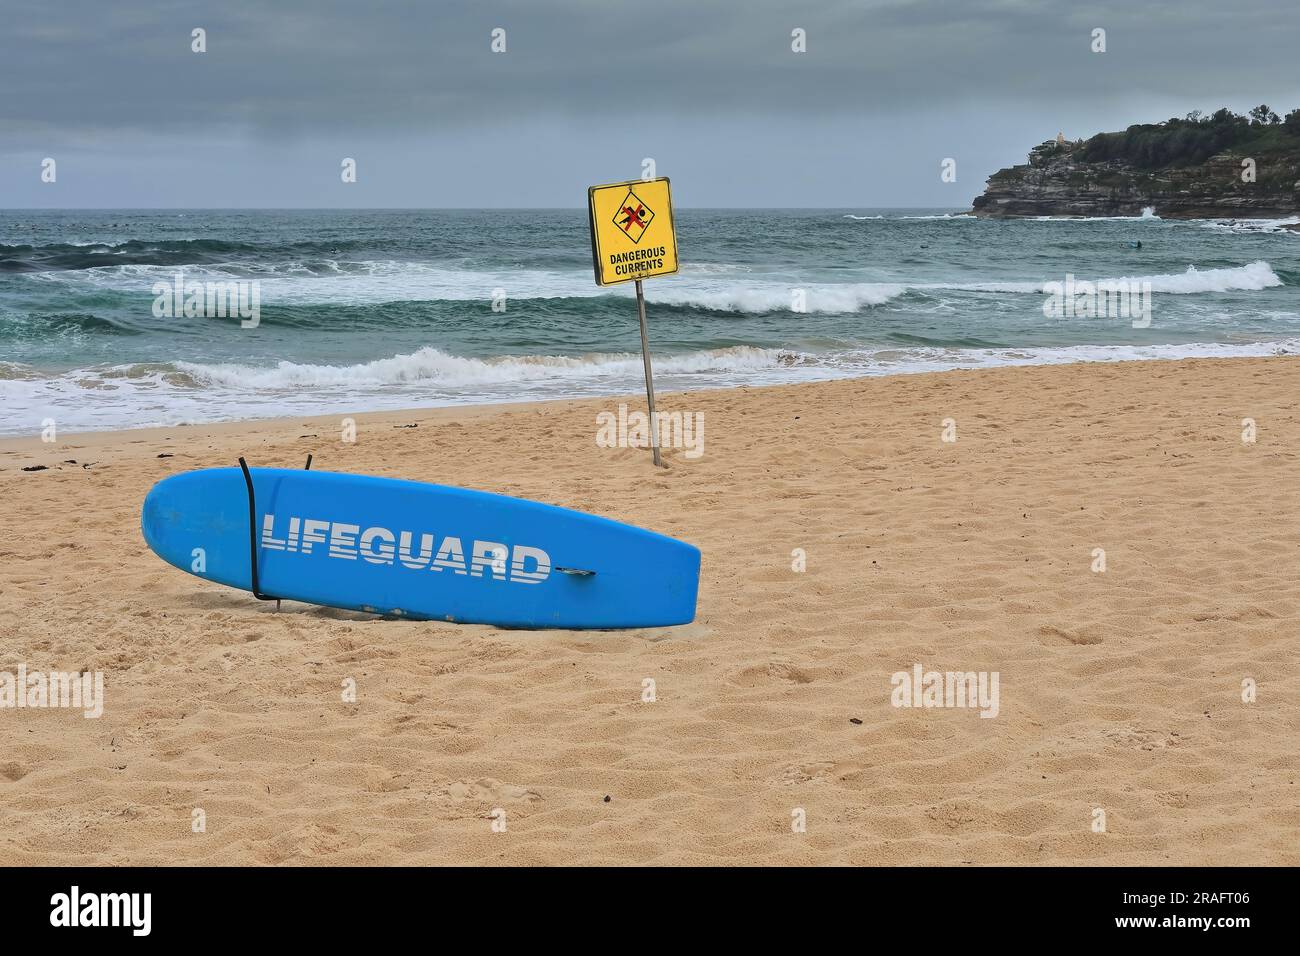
[0,391,582,464]
[3,355,1299,865]
[3,350,1298,457]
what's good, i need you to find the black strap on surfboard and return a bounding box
[237,454,314,610]
[238,457,279,607]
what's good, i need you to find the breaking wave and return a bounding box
[18,258,1280,315]
[7,338,1300,436]
[647,261,1281,312]
[175,345,788,389]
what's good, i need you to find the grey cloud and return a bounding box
[1,0,1296,206]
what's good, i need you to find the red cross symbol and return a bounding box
[619,204,647,232]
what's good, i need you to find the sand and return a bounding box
[1,357,1297,866]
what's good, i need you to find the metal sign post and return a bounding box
[634,279,663,468]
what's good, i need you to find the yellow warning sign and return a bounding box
[587,177,678,286]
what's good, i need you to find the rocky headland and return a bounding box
[972,106,1300,219]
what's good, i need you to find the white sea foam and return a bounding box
[175,345,786,389]
[647,262,1281,311]
[919,261,1281,295]
[893,213,976,220]
[842,213,974,220]
[646,283,909,313]
[1021,212,1167,222]
[22,257,1283,314]
[1196,216,1300,236]
[30,260,596,303]
[5,337,1298,437]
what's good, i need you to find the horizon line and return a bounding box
[0,205,971,213]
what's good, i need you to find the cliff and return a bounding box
[972,110,1300,219]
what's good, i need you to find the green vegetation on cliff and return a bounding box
[1075,106,1300,169]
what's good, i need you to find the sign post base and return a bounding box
[635,279,664,469]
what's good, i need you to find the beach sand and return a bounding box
[1,356,1297,866]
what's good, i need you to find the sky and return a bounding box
[2,0,1298,208]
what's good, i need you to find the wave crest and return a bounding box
[175,345,787,389]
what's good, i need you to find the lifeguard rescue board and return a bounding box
[141,467,700,629]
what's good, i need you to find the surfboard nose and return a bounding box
[140,477,169,554]
[141,473,194,568]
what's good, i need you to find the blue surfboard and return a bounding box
[141,466,700,629]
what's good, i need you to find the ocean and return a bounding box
[1,208,1296,436]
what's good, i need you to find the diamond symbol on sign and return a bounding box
[612,189,655,243]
